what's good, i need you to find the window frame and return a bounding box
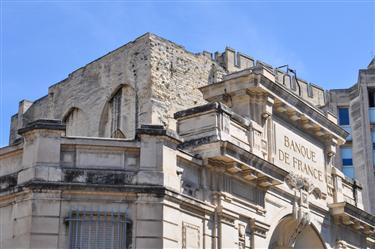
[338,107,350,126]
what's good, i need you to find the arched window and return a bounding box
[110,88,123,137]
[99,85,136,139]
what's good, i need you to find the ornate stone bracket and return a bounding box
[284,172,319,247]
[285,172,323,199]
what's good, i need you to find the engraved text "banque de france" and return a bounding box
[278,136,323,182]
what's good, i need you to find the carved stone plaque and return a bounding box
[182,222,200,249]
[273,118,327,195]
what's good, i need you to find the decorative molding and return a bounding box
[285,172,323,199]
[182,222,200,249]
[18,119,66,135]
[250,219,270,238]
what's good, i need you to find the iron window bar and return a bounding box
[65,207,131,249]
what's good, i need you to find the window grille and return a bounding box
[66,208,132,249]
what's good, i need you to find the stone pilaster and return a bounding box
[17,120,65,184]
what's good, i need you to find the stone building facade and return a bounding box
[1,33,374,248]
[327,58,375,214]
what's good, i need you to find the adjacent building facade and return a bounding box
[327,58,375,214]
[1,33,374,249]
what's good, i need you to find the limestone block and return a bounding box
[29,165,62,182]
[233,96,251,116]
[162,145,179,190]
[60,151,74,166]
[0,151,22,176]
[17,167,34,184]
[149,34,224,131]
[31,217,59,234]
[163,220,179,242]
[5,233,30,249]
[136,171,163,185]
[30,234,58,249]
[33,200,61,216]
[14,200,32,219]
[178,112,217,139]
[76,149,125,169]
[136,220,163,237]
[135,238,163,249]
[126,156,139,169]
[136,204,162,220]
[34,166,49,180]
[356,187,364,210]
[0,205,14,241]
[13,216,31,237]
[35,135,61,165]
[163,205,181,225]
[140,139,162,169]
[220,222,237,249]
[48,166,62,181]
[163,238,179,249]
[229,121,250,150]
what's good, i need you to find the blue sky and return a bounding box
[1,1,374,146]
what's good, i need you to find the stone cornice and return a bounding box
[329,202,375,237]
[2,180,167,196]
[258,74,348,140]
[223,141,287,182]
[199,66,348,143]
[18,119,66,135]
[178,138,287,184]
[136,124,182,143]
[174,102,250,128]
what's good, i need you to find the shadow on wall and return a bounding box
[63,107,89,137]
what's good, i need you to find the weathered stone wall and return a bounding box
[0,193,32,249]
[9,33,228,144]
[10,33,154,144]
[148,34,226,130]
[0,146,22,177]
[9,33,328,146]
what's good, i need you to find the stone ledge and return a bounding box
[330,202,375,237]
[180,139,287,184]
[136,124,181,142]
[174,102,250,127]
[260,75,349,140]
[18,119,66,135]
[19,180,167,195]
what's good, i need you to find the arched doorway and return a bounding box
[268,215,325,249]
